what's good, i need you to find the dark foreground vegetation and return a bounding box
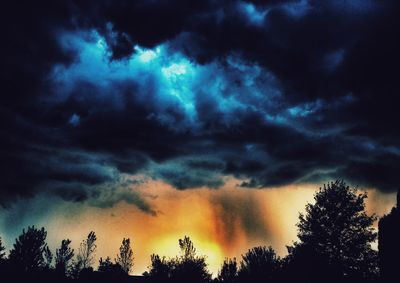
[0,180,399,283]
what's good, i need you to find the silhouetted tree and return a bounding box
[96,256,126,282]
[44,246,53,269]
[238,246,280,283]
[98,256,112,272]
[378,189,400,282]
[146,236,211,283]
[70,231,97,278]
[284,242,340,283]
[179,236,196,260]
[116,237,134,274]
[146,254,172,282]
[76,231,97,269]
[55,239,74,276]
[172,236,211,283]
[0,236,6,276]
[8,226,49,273]
[288,180,378,282]
[98,256,124,273]
[0,236,5,260]
[217,258,238,283]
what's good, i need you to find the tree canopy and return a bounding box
[289,180,378,281]
[8,226,49,272]
[238,246,280,283]
[217,258,238,283]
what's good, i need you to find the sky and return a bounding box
[1,0,400,276]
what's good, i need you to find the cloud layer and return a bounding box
[1,0,400,210]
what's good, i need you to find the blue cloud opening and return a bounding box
[49,29,285,132]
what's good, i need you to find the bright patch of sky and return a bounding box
[238,1,269,25]
[135,45,160,63]
[287,100,323,118]
[50,29,287,131]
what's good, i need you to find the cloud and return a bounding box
[1,0,400,213]
[149,157,226,190]
[49,29,284,132]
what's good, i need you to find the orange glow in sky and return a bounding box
[33,178,396,276]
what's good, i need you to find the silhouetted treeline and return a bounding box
[0,180,399,283]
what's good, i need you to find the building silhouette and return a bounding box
[378,189,400,282]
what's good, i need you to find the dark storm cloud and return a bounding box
[150,157,226,190]
[1,0,400,210]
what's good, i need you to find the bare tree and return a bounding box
[116,238,134,274]
[76,231,97,269]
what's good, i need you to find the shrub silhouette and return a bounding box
[287,180,378,282]
[8,226,49,273]
[98,256,124,274]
